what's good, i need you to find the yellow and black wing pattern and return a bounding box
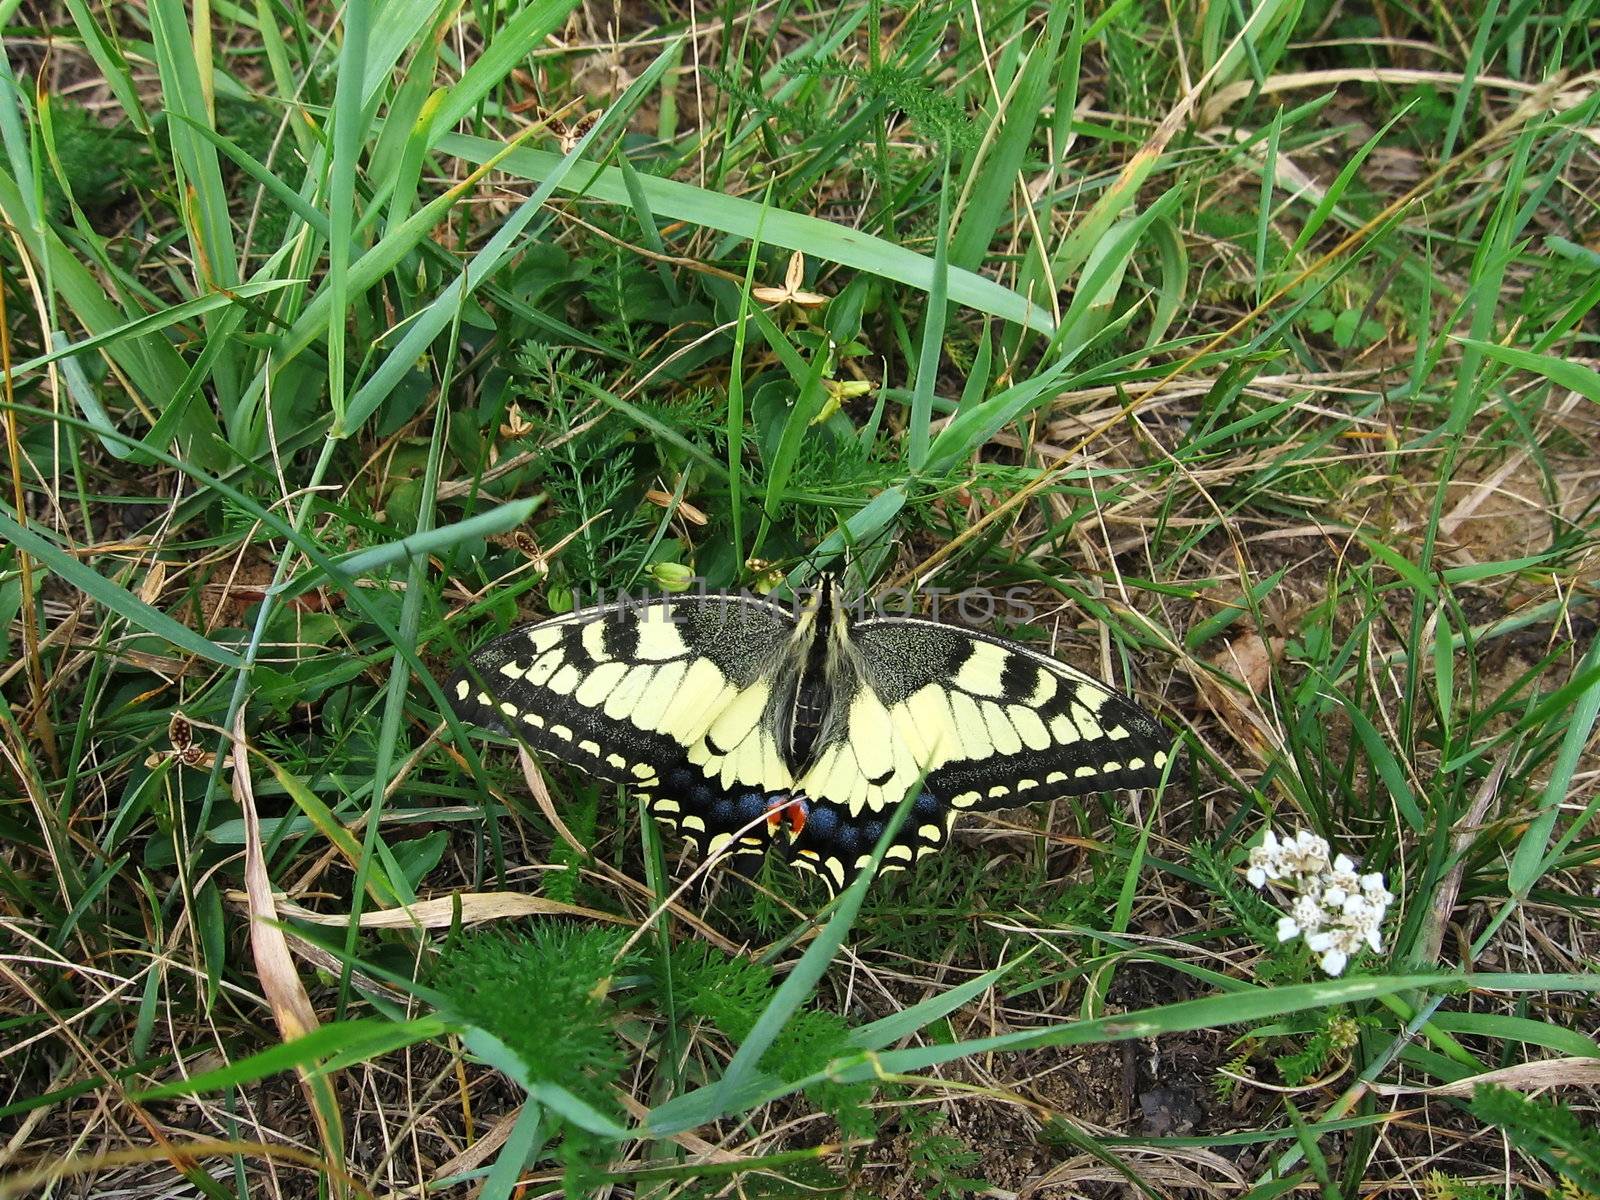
[783,617,1172,893]
[447,594,801,862]
[447,583,1173,897]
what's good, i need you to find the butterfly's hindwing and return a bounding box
[448,594,800,858]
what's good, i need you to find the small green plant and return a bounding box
[1272,1011,1362,1087]
[899,1104,985,1199]
[670,941,879,1139]
[431,924,633,1196]
[1470,1085,1600,1196]
[1424,1171,1516,1200]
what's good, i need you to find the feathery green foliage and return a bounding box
[1471,1085,1600,1195]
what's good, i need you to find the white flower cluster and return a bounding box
[1246,828,1394,977]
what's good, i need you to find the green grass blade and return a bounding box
[438,133,1056,331]
[0,506,243,667]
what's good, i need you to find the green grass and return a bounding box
[2,1,1599,1197]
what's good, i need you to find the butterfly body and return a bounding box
[448,578,1173,894]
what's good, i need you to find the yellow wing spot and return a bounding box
[521,711,544,729]
[1076,684,1110,711]
[884,844,913,862]
[548,664,582,696]
[981,701,1022,756]
[526,650,562,686]
[952,642,1011,697]
[797,848,821,861]
[739,835,765,848]
[1049,714,1080,744]
[916,842,939,859]
[680,814,707,832]
[455,679,470,701]
[854,853,875,871]
[1107,724,1131,741]
[578,739,600,757]
[951,790,981,808]
[1152,750,1169,768]
[917,822,944,843]
[905,685,956,760]
[706,832,735,857]
[606,753,627,770]
[1073,710,1105,740]
[704,681,771,753]
[475,690,495,709]
[549,724,573,741]
[603,666,653,720]
[652,798,680,813]
[630,763,655,780]
[580,620,611,662]
[498,660,525,679]
[681,679,739,747]
[661,659,727,733]
[527,625,564,653]
[1016,778,1038,792]
[879,861,908,876]
[1126,756,1145,771]
[1075,764,1099,778]
[987,784,1009,800]
[1045,771,1067,784]
[1029,672,1058,707]
[634,613,689,660]
[823,857,847,888]
[948,692,990,759]
[575,660,629,707]
[848,693,895,782]
[498,701,519,720]
[1010,707,1051,751]
[633,660,690,730]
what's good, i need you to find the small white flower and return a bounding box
[1248,825,1393,978]
[1283,830,1331,877]
[1291,894,1324,934]
[1327,854,1359,893]
[1360,873,1393,908]
[1247,829,1283,887]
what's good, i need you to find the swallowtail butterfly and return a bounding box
[447,579,1173,895]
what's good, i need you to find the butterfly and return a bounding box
[445,578,1173,895]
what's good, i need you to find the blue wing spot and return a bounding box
[860,820,886,845]
[912,790,939,817]
[710,797,735,824]
[667,768,695,792]
[807,806,840,838]
[736,792,767,822]
[835,824,861,853]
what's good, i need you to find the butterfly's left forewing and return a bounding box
[448,595,798,859]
